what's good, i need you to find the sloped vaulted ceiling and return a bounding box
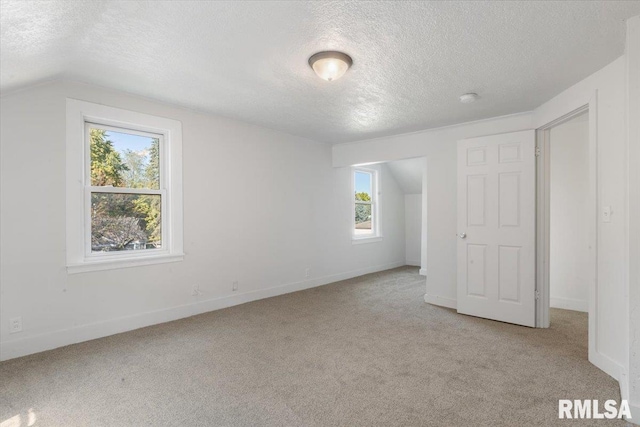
[1,1,639,143]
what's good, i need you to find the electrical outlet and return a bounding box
[232,281,238,291]
[603,206,612,223]
[9,317,22,334]
[305,268,310,279]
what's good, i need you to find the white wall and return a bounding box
[333,54,630,385]
[404,194,421,266]
[549,114,589,312]
[333,112,534,308]
[533,56,628,382]
[0,80,407,361]
[625,14,640,423]
[385,157,423,267]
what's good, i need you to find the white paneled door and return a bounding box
[457,130,536,327]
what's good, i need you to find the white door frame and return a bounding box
[535,96,597,362]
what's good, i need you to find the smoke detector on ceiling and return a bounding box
[459,93,479,104]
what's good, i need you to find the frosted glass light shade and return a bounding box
[309,51,353,82]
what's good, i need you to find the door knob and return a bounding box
[458,232,467,239]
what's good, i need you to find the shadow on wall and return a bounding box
[385,157,425,268]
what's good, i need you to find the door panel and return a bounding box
[498,245,521,303]
[467,244,487,297]
[467,175,487,226]
[457,130,536,327]
[499,172,520,227]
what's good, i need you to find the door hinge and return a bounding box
[535,290,540,300]
[535,146,541,157]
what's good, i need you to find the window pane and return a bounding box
[90,128,160,189]
[355,203,372,235]
[91,193,162,252]
[355,171,372,201]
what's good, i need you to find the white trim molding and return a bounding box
[625,14,640,426]
[535,102,594,329]
[424,293,457,310]
[352,165,381,240]
[534,96,599,377]
[352,236,383,245]
[65,99,184,273]
[627,402,640,425]
[67,253,184,274]
[549,297,588,313]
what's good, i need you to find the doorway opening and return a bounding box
[548,111,590,316]
[536,104,597,362]
[385,157,426,269]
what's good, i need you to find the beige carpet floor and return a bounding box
[0,267,629,426]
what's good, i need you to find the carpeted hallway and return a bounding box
[0,267,627,426]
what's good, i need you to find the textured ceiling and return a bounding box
[1,1,639,143]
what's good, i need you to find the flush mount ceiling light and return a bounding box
[459,93,479,104]
[309,51,353,82]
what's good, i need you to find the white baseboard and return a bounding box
[419,268,427,276]
[424,293,457,309]
[629,401,640,425]
[0,260,405,361]
[589,348,624,383]
[618,368,639,424]
[405,259,421,267]
[550,296,587,312]
[620,368,629,401]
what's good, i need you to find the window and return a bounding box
[87,124,163,253]
[353,167,380,241]
[66,100,183,273]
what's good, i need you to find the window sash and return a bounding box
[66,99,184,273]
[353,168,379,238]
[355,171,374,201]
[89,186,163,195]
[84,121,168,259]
[86,121,163,139]
[355,203,376,216]
[84,188,168,258]
[84,122,164,191]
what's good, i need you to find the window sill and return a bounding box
[352,236,383,245]
[67,253,184,274]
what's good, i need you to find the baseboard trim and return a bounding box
[424,293,457,310]
[0,260,405,361]
[628,402,640,425]
[550,296,587,312]
[618,368,639,424]
[419,268,427,276]
[589,349,624,382]
[620,368,629,401]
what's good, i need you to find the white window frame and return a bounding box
[352,166,382,243]
[66,99,184,273]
